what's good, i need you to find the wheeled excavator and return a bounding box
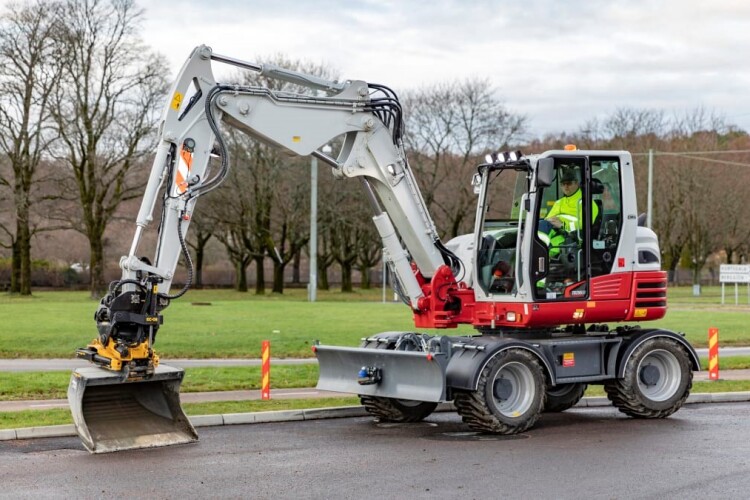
[68,45,699,453]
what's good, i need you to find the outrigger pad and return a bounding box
[67,365,198,454]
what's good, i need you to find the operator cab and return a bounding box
[475,151,625,303]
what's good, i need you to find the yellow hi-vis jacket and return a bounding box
[546,188,598,231]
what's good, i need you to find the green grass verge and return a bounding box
[0,397,360,430]
[0,365,319,401]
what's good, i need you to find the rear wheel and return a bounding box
[544,383,587,412]
[454,348,546,434]
[604,337,692,418]
[360,396,438,423]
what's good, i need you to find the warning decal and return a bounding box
[562,352,575,367]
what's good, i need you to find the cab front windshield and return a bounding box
[476,169,527,295]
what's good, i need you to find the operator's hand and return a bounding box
[547,217,563,229]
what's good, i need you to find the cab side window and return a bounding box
[590,158,623,277]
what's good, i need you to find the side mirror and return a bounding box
[536,158,554,188]
[472,172,482,194]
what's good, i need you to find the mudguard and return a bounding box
[615,328,700,377]
[446,338,555,391]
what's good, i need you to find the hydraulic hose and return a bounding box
[160,209,193,300]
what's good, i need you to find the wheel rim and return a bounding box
[491,361,536,417]
[636,349,681,401]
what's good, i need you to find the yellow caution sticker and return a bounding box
[292,136,301,143]
[562,352,575,367]
[171,91,183,111]
[634,308,648,318]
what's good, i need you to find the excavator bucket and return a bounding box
[67,365,198,454]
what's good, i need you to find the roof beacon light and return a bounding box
[564,144,577,151]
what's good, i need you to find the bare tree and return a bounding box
[667,111,733,285]
[185,207,213,289]
[201,133,268,293]
[403,78,526,237]
[267,156,309,294]
[49,0,168,297]
[356,228,382,289]
[228,55,337,294]
[0,0,62,294]
[603,108,667,149]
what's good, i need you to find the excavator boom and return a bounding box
[68,45,452,453]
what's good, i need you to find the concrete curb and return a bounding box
[2,393,750,442]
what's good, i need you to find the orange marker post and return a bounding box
[708,328,719,381]
[261,340,271,400]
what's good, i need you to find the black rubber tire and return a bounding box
[359,396,438,423]
[544,383,588,412]
[604,337,692,418]
[453,348,546,434]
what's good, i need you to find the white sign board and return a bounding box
[720,264,750,283]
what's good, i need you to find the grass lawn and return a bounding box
[0,396,361,430]
[0,286,748,359]
[0,289,426,358]
[0,365,320,401]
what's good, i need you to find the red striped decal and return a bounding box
[175,147,193,195]
[708,328,719,381]
[261,340,271,400]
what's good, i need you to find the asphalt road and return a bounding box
[0,346,747,372]
[2,402,750,498]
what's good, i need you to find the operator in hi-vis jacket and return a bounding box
[539,166,598,259]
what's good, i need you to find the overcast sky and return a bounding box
[140,0,750,139]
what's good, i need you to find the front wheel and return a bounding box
[360,396,438,423]
[604,337,692,418]
[454,348,546,434]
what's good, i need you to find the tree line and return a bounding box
[0,0,166,296]
[1,0,748,298]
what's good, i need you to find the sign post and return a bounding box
[719,264,750,305]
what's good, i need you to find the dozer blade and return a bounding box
[315,345,447,402]
[67,364,198,454]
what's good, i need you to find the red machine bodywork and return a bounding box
[412,265,667,331]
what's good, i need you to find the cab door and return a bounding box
[530,156,595,302]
